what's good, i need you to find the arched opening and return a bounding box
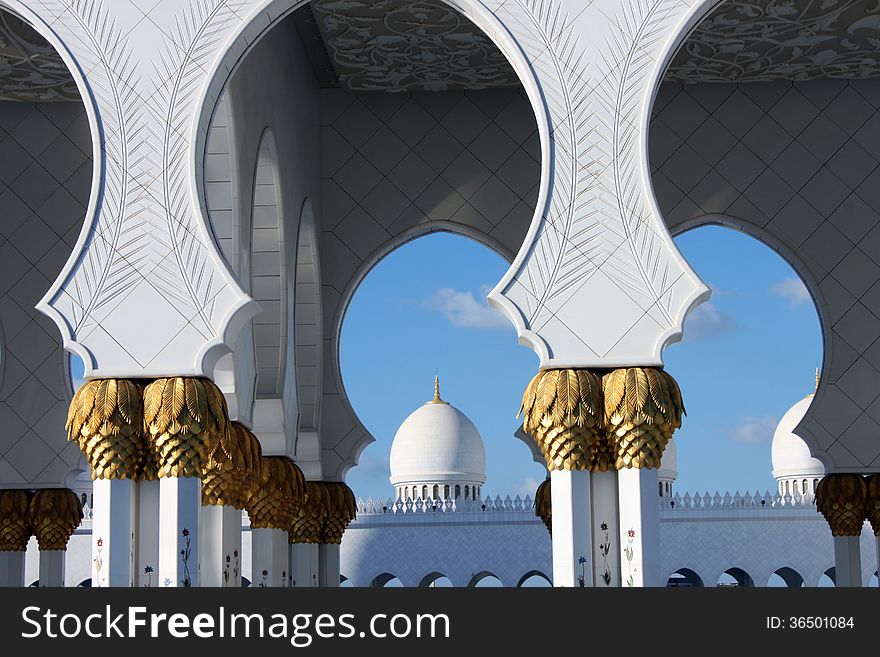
[468,571,502,588]
[340,575,353,587]
[818,568,836,588]
[653,1,880,485]
[0,6,96,492]
[419,572,453,588]
[768,567,805,588]
[371,573,403,588]
[76,579,91,588]
[666,568,704,588]
[517,571,551,588]
[198,0,544,484]
[340,232,544,498]
[662,226,822,494]
[717,568,755,588]
[869,571,878,588]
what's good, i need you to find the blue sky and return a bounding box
[341,228,822,499]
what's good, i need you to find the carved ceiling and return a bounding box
[6,1,880,102]
[308,0,519,91]
[0,10,80,102]
[667,0,880,83]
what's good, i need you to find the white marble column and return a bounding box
[833,536,862,587]
[38,550,65,587]
[0,552,25,587]
[158,477,200,587]
[200,505,242,587]
[91,479,136,587]
[252,528,288,587]
[618,467,661,587]
[550,470,591,587]
[319,544,340,587]
[590,470,620,587]
[136,479,159,587]
[290,543,318,587]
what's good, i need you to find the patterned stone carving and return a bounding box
[668,0,880,83]
[0,10,79,101]
[311,0,518,92]
[815,474,868,537]
[29,488,82,551]
[31,0,257,378]
[486,0,709,367]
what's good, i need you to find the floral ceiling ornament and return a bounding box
[667,0,880,82]
[0,11,80,101]
[310,0,519,91]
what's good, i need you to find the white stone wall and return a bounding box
[0,101,90,487]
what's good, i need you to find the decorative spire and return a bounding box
[429,375,448,404]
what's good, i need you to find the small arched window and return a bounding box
[793,480,799,494]
[455,485,461,499]
[658,482,663,497]
[433,485,439,499]
[465,485,470,500]
[422,485,428,499]
[784,481,790,496]
[444,485,450,499]
[803,479,809,494]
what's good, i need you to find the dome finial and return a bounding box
[429,375,448,404]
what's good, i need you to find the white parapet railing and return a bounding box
[355,494,536,515]
[660,489,816,511]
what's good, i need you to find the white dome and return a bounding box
[658,437,677,482]
[389,380,486,487]
[771,394,825,480]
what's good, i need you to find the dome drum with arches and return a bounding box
[771,383,825,499]
[389,378,486,501]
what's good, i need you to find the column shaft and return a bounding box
[158,477,200,587]
[319,544,340,587]
[252,528,288,587]
[200,505,242,587]
[590,470,620,587]
[0,552,25,587]
[136,479,159,586]
[92,479,136,587]
[833,536,862,587]
[290,543,318,587]
[550,470,591,587]
[617,467,662,587]
[38,550,66,587]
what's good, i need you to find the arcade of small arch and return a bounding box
[0,0,879,587]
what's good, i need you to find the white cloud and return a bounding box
[723,416,779,444]
[683,301,737,342]
[512,477,542,498]
[771,276,811,308]
[423,287,511,330]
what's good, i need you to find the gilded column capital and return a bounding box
[603,368,684,470]
[143,377,230,478]
[202,422,262,509]
[816,474,868,537]
[66,379,145,480]
[863,475,880,537]
[246,456,306,530]
[289,481,329,545]
[519,369,604,471]
[320,483,356,545]
[29,489,83,551]
[534,478,551,535]
[0,490,32,552]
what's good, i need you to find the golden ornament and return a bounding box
[519,369,604,471]
[816,474,868,537]
[321,482,356,544]
[29,489,83,551]
[603,368,684,470]
[246,456,306,529]
[863,474,880,536]
[289,481,329,544]
[143,377,230,478]
[0,489,32,551]
[534,478,551,535]
[202,422,262,508]
[66,379,145,480]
